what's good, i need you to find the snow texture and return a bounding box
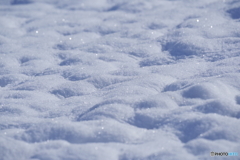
[0,0,240,160]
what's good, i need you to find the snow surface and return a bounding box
[1,0,240,159]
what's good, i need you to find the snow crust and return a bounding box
[0,0,240,159]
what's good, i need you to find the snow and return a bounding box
[0,0,240,159]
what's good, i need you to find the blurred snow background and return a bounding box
[0,0,240,159]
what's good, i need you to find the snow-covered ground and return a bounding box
[1,0,240,159]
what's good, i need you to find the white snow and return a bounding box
[1,0,240,159]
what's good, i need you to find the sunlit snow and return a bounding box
[0,0,240,160]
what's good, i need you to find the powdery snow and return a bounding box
[0,0,240,159]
